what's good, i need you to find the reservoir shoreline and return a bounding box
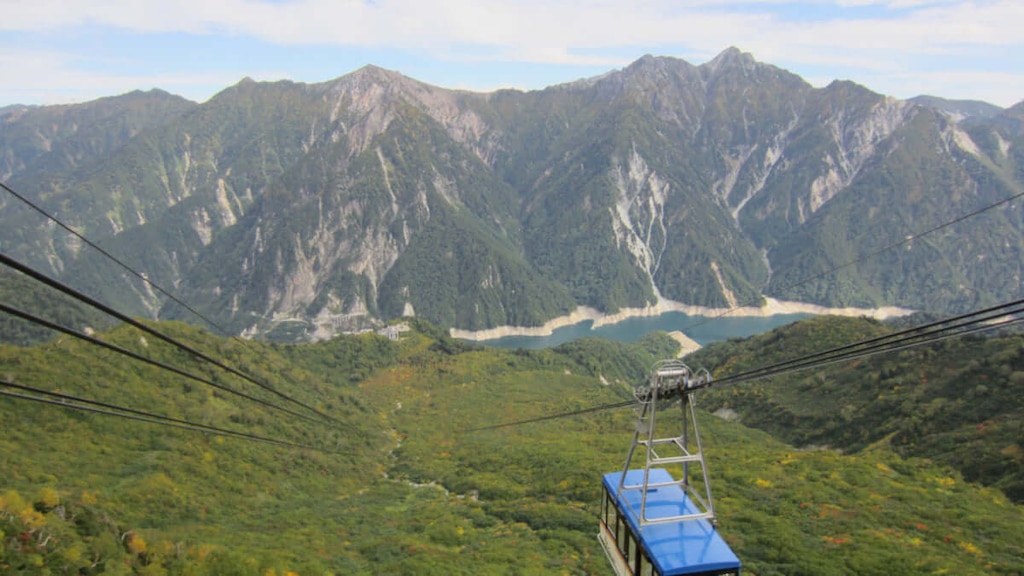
[450,297,914,342]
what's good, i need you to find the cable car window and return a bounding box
[604,492,615,528]
[624,530,634,567]
[630,533,641,576]
[639,553,654,576]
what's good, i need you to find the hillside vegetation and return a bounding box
[0,269,112,346]
[3,51,1022,341]
[1,320,1022,574]
[694,315,1024,503]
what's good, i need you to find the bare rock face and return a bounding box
[322,65,499,163]
[3,49,1020,342]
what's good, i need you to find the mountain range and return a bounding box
[2,48,1022,341]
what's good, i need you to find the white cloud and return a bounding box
[0,0,1021,105]
[867,69,1024,105]
[3,1,1021,60]
[0,49,259,104]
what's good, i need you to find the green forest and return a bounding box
[693,315,1024,503]
[5,59,1022,338]
[2,317,1023,574]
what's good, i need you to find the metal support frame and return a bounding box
[616,359,717,528]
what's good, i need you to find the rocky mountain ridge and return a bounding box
[1,49,1021,341]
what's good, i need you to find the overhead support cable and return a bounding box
[674,189,1024,335]
[464,188,1024,435]
[717,314,1024,386]
[464,299,1024,433]
[764,189,1024,302]
[0,180,240,340]
[0,302,327,426]
[0,252,342,426]
[714,298,1024,386]
[0,380,351,455]
[751,315,1024,381]
[463,400,636,433]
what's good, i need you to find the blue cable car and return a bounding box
[599,361,741,576]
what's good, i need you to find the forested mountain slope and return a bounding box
[693,315,1024,503]
[1,49,1022,341]
[2,320,1022,574]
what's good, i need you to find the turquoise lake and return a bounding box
[469,311,814,349]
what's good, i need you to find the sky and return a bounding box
[0,0,1022,109]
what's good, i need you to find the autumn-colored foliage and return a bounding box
[1,319,1022,574]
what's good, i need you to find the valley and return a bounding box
[1,47,1023,575]
[2,50,1021,343]
[1,319,1022,574]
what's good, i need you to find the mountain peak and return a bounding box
[354,63,399,76]
[908,95,1003,123]
[705,46,755,71]
[995,99,1024,135]
[322,64,429,98]
[623,54,670,74]
[619,54,699,79]
[346,64,409,86]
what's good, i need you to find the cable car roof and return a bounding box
[603,469,741,576]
